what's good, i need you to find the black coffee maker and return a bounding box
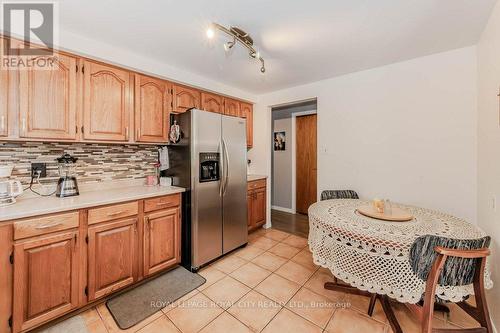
[56,153,79,197]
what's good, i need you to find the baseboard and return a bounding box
[271,205,295,214]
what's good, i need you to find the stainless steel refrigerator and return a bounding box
[166,109,248,271]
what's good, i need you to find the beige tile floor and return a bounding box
[40,228,480,333]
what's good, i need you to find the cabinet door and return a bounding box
[252,187,266,227]
[0,38,8,137]
[143,207,180,276]
[240,102,253,148]
[19,53,77,140]
[223,98,240,117]
[83,61,132,141]
[172,84,200,113]
[247,190,253,230]
[201,92,223,114]
[13,231,79,332]
[87,218,137,300]
[135,74,170,143]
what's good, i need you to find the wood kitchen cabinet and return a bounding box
[135,74,171,143]
[87,218,137,300]
[240,102,253,148]
[172,84,200,113]
[0,38,8,137]
[247,179,267,231]
[13,231,80,332]
[143,207,180,277]
[224,98,241,117]
[201,92,224,114]
[82,61,132,141]
[19,52,78,140]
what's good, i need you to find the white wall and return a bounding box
[248,46,478,226]
[272,118,293,210]
[477,0,500,328]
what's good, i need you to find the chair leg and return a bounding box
[367,294,377,316]
[472,258,493,333]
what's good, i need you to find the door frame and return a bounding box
[291,110,317,214]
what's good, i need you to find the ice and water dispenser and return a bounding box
[199,153,220,182]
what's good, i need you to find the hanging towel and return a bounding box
[158,146,170,171]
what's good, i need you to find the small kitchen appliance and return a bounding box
[0,165,23,206]
[55,153,79,197]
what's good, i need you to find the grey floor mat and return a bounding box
[106,266,206,329]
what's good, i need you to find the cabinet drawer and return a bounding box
[247,179,266,191]
[144,194,181,213]
[14,212,79,240]
[88,201,138,225]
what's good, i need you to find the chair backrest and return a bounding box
[320,190,359,201]
[409,235,491,287]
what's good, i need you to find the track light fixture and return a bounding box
[206,23,266,74]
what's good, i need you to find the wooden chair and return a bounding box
[320,190,359,201]
[366,235,493,333]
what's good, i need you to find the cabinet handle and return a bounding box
[0,116,5,132]
[136,128,140,139]
[107,210,125,216]
[35,222,62,229]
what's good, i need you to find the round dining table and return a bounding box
[308,199,492,304]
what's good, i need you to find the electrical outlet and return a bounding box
[31,163,47,178]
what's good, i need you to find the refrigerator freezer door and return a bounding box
[191,110,223,268]
[221,115,248,253]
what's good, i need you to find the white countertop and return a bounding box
[248,174,268,182]
[0,184,185,222]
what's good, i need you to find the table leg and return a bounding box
[324,280,403,333]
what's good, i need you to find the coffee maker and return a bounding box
[56,153,79,197]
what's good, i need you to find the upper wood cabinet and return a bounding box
[0,38,8,137]
[19,53,78,140]
[135,74,170,143]
[240,102,253,148]
[13,231,80,333]
[143,207,180,277]
[87,218,137,301]
[201,92,223,114]
[82,61,132,141]
[172,84,200,113]
[224,98,241,117]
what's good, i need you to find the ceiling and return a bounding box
[58,0,497,94]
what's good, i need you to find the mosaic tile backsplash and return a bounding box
[0,142,159,185]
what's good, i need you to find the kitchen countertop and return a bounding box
[247,174,268,182]
[0,184,185,222]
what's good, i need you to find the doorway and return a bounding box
[271,99,317,231]
[295,114,317,214]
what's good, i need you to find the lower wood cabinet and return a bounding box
[7,194,181,333]
[143,207,180,277]
[13,230,80,332]
[247,179,267,231]
[87,218,137,301]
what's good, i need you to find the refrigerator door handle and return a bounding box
[222,138,230,196]
[219,140,224,197]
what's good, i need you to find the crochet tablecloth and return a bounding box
[308,199,493,304]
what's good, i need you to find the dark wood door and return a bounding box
[143,208,180,277]
[296,114,317,214]
[13,231,80,332]
[87,218,137,300]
